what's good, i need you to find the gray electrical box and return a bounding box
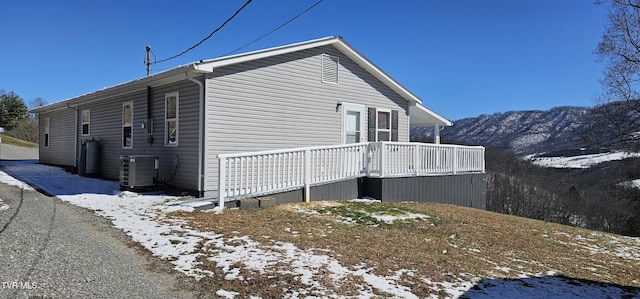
[120,155,158,189]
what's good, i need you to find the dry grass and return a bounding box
[0,134,38,147]
[169,201,640,297]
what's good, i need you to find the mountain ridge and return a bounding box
[412,106,597,155]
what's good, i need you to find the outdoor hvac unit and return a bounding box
[119,155,158,189]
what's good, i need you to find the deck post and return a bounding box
[481,147,486,173]
[379,142,386,177]
[304,149,311,202]
[414,143,420,176]
[218,155,226,211]
[433,125,441,144]
[452,147,458,174]
[365,143,371,176]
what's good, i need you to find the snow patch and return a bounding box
[620,179,640,189]
[510,133,549,149]
[0,198,8,211]
[0,163,434,296]
[1,161,639,298]
[0,170,34,191]
[528,152,640,169]
[216,289,240,298]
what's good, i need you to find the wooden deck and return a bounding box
[217,142,485,209]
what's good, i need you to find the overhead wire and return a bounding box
[155,0,253,64]
[222,0,324,57]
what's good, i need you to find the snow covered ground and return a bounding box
[528,151,640,169]
[1,161,639,298]
[622,179,640,189]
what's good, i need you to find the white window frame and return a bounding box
[44,117,50,147]
[321,54,339,84]
[122,101,133,149]
[81,109,90,136]
[376,109,392,142]
[165,92,179,147]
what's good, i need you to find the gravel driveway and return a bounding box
[0,146,197,298]
[0,143,39,160]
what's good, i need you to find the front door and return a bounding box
[343,103,365,144]
[342,103,366,175]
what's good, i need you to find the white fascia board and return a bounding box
[194,36,425,108]
[332,38,423,106]
[31,65,199,114]
[409,103,452,127]
[194,36,339,72]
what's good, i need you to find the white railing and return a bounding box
[218,142,484,208]
[368,142,485,177]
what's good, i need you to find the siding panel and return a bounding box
[363,174,487,209]
[242,175,486,210]
[204,45,410,192]
[39,108,76,166]
[75,79,202,191]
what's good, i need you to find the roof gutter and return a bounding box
[30,64,199,114]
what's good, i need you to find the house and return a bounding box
[31,36,485,208]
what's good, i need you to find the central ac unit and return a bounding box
[120,155,158,189]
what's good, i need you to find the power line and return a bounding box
[155,0,253,64]
[222,0,324,56]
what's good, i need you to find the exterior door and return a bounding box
[343,103,365,144]
[342,103,366,175]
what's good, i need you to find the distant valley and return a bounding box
[416,105,640,236]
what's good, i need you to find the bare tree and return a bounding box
[7,118,39,144]
[28,97,47,119]
[594,0,640,150]
[29,97,47,110]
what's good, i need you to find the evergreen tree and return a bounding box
[0,91,28,130]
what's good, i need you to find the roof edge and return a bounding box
[32,36,433,116]
[409,102,453,127]
[30,64,201,113]
[193,36,341,72]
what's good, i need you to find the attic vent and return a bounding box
[322,54,339,84]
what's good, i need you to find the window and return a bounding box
[322,54,339,84]
[81,110,90,136]
[44,118,49,147]
[368,108,399,142]
[377,110,391,141]
[165,92,178,146]
[345,110,361,143]
[122,102,133,148]
[343,103,365,144]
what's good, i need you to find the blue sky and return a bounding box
[1,0,607,120]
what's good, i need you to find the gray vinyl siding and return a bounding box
[74,79,201,190]
[77,89,146,180]
[203,45,410,192]
[39,108,76,167]
[363,174,487,209]
[147,80,201,191]
[244,175,486,210]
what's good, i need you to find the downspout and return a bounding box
[66,103,79,167]
[146,86,153,144]
[187,72,205,195]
